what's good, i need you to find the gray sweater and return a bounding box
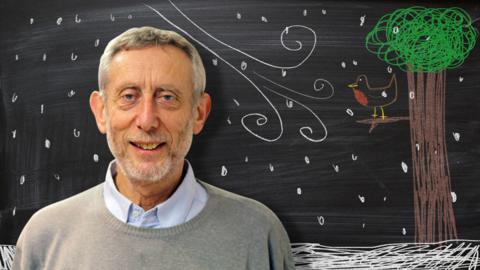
[13,181,294,269]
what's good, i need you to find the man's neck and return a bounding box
[114,162,186,211]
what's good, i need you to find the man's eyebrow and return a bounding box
[114,83,140,93]
[112,83,183,96]
[156,85,182,95]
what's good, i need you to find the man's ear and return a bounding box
[90,91,107,134]
[193,92,212,135]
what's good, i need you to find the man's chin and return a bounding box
[118,159,173,183]
[128,174,164,183]
[126,169,168,183]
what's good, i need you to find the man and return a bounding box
[13,26,294,269]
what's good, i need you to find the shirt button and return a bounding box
[131,210,141,219]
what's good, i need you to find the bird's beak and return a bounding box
[347,83,358,88]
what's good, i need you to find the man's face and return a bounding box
[90,45,210,183]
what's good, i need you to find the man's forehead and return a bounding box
[112,45,191,64]
[109,46,193,80]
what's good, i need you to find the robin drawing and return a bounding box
[347,74,398,120]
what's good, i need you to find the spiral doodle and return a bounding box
[146,2,329,142]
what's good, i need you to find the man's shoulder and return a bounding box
[198,181,294,269]
[199,180,284,231]
[15,183,104,256]
[22,183,103,231]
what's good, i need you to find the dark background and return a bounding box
[1,0,479,246]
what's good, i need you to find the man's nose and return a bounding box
[136,98,159,131]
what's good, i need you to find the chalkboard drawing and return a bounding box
[146,1,335,143]
[348,73,408,133]
[365,7,477,242]
[347,74,398,120]
[0,245,16,270]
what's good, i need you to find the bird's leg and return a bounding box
[372,107,378,119]
[381,107,385,120]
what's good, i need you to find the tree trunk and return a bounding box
[406,70,458,243]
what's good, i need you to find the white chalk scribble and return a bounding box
[317,216,325,225]
[19,175,25,185]
[291,240,480,269]
[221,165,228,176]
[360,15,366,26]
[451,191,457,203]
[11,93,18,103]
[71,52,78,61]
[0,245,16,270]
[68,89,76,97]
[269,163,274,172]
[45,138,51,149]
[145,1,332,143]
[401,162,408,173]
[305,156,310,164]
[453,132,460,142]
[332,164,339,173]
[346,108,354,116]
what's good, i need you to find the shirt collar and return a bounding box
[103,160,198,227]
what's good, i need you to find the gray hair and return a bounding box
[98,26,206,101]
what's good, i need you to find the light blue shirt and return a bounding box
[103,160,208,228]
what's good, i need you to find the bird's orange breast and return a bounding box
[353,89,368,106]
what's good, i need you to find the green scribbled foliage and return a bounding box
[366,6,477,72]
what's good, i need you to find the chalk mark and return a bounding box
[254,71,334,100]
[263,86,328,142]
[0,245,16,269]
[145,1,327,142]
[292,240,480,269]
[158,0,316,70]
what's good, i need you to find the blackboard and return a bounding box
[1,0,479,268]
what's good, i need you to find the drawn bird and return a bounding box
[347,74,398,120]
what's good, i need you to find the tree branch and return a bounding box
[356,116,409,133]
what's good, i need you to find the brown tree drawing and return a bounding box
[365,7,477,242]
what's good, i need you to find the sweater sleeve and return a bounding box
[267,217,295,270]
[11,209,50,270]
[247,214,295,270]
[12,221,41,270]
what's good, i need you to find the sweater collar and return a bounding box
[103,159,199,228]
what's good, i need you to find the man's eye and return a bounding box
[120,92,138,103]
[123,94,135,101]
[163,95,174,101]
[158,94,175,102]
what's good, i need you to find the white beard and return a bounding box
[105,117,193,183]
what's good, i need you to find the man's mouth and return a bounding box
[130,142,164,150]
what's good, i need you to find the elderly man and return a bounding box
[13,27,294,269]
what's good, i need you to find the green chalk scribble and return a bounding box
[366,6,477,72]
